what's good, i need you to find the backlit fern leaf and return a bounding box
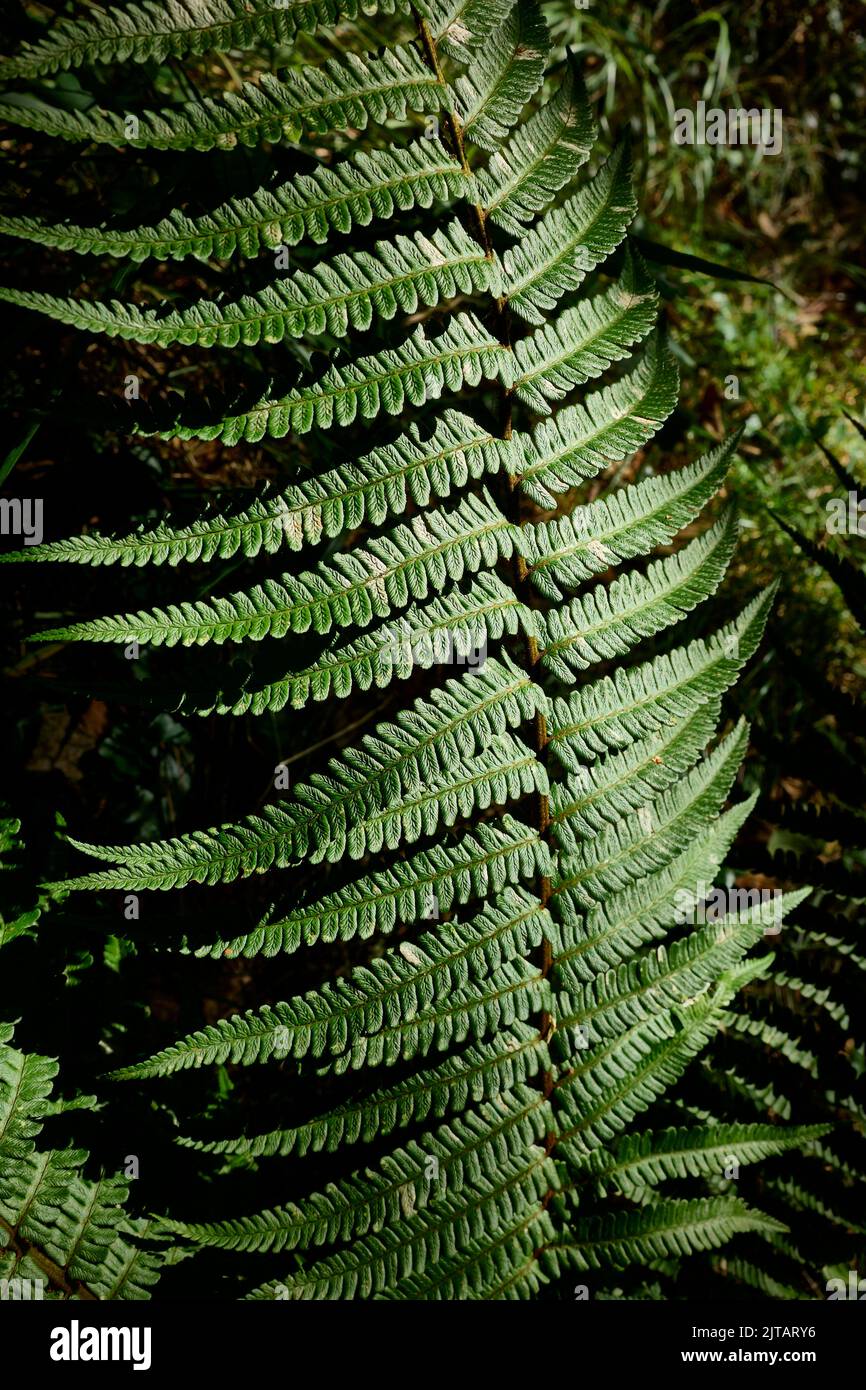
[0,42,444,150]
[0,221,499,347]
[0,141,470,261]
[0,2,397,79]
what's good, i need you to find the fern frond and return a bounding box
[146,312,514,443]
[552,800,757,983]
[0,43,444,150]
[700,1066,792,1122]
[8,411,511,567]
[524,434,736,601]
[556,891,809,1049]
[548,586,775,766]
[719,1011,819,1079]
[549,698,723,838]
[768,971,851,1031]
[112,888,551,1077]
[765,1177,866,1234]
[424,0,515,62]
[0,1,806,1302]
[381,1205,556,1299]
[0,2,393,79]
[0,221,499,347]
[512,254,659,414]
[515,335,679,507]
[478,57,595,233]
[553,971,764,1153]
[0,1047,59,1158]
[55,658,545,887]
[0,1034,164,1300]
[178,1021,548,1157]
[246,1150,555,1299]
[36,490,516,645]
[501,141,637,322]
[161,1086,548,1251]
[556,1197,786,1272]
[555,720,750,907]
[198,571,532,714]
[720,1259,805,1301]
[582,1123,832,1197]
[454,0,547,152]
[0,142,469,261]
[71,730,546,892]
[198,815,550,957]
[0,1149,163,1300]
[540,513,737,678]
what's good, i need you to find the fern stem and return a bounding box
[411,8,556,1170]
[0,1212,97,1300]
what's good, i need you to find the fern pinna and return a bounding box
[0,1,828,1300]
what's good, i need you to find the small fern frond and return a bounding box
[0,1,390,80]
[54,658,544,887]
[6,412,511,567]
[37,491,515,646]
[146,313,514,443]
[555,720,751,907]
[548,586,775,766]
[501,142,637,323]
[160,1087,549,1251]
[549,699,723,838]
[512,252,660,413]
[552,801,757,984]
[178,1022,548,1157]
[478,57,596,234]
[0,142,470,261]
[581,1123,832,1197]
[0,221,499,347]
[197,815,550,957]
[112,888,552,1077]
[453,0,548,152]
[540,512,737,678]
[0,43,444,150]
[557,1197,786,1272]
[0,1033,164,1299]
[195,572,533,714]
[245,1149,556,1299]
[524,433,737,601]
[515,335,679,507]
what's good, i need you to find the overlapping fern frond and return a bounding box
[0,821,167,1300]
[692,417,866,1300]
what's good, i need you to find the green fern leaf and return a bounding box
[0,2,395,80]
[454,0,548,152]
[478,57,596,234]
[37,491,516,646]
[501,141,638,322]
[0,221,499,347]
[0,42,444,150]
[145,313,514,443]
[0,141,470,261]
